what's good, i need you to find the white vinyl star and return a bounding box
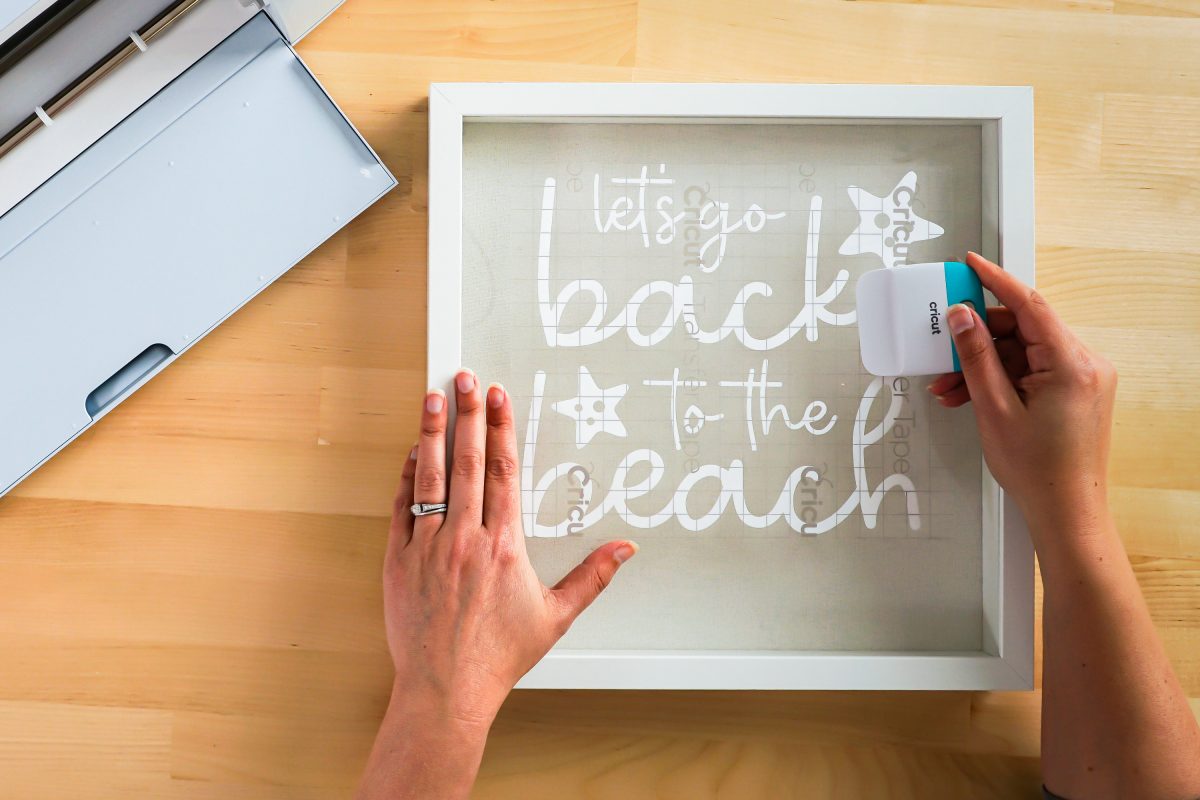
[553,366,628,448]
[838,170,944,268]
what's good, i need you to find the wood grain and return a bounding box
[1,0,1198,797]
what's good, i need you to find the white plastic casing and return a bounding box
[857,262,956,377]
[0,14,395,497]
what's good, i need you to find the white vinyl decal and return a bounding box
[839,170,945,268]
[507,163,945,538]
[552,366,629,448]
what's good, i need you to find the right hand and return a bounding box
[926,252,1118,524]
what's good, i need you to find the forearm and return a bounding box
[1029,498,1200,800]
[356,687,494,800]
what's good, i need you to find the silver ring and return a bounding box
[410,502,448,517]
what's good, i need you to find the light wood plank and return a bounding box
[1035,91,1104,172]
[1037,246,1200,331]
[861,0,1112,11]
[171,710,376,789]
[1101,93,1200,176]
[633,0,1200,95]
[1109,486,1200,559]
[302,0,639,66]
[1114,0,1200,16]
[0,701,172,799]
[1037,171,1200,253]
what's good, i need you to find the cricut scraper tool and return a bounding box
[856,261,988,377]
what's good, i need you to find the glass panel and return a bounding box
[462,121,986,652]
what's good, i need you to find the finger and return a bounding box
[448,369,486,528]
[927,371,964,398]
[387,444,419,557]
[1025,342,1057,374]
[551,540,638,626]
[931,335,1027,409]
[947,303,1022,419]
[995,337,1030,383]
[413,389,448,540]
[483,383,521,539]
[984,307,1018,340]
[965,252,1061,346]
[937,383,972,408]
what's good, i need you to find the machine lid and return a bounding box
[0,0,345,53]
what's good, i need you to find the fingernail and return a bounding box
[425,390,445,414]
[614,541,639,563]
[456,370,475,394]
[925,382,938,394]
[409,444,418,460]
[947,304,974,335]
[487,383,505,409]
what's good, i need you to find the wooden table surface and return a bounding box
[2,1,1199,797]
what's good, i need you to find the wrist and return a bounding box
[385,678,502,741]
[357,683,496,800]
[1016,475,1109,532]
[1019,483,1120,569]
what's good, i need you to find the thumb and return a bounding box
[947,303,1021,418]
[551,540,638,625]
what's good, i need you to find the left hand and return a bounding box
[384,369,637,730]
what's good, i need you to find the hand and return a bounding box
[358,370,637,799]
[926,252,1118,526]
[384,370,636,728]
[931,257,1200,800]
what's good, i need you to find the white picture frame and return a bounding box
[427,83,1035,690]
